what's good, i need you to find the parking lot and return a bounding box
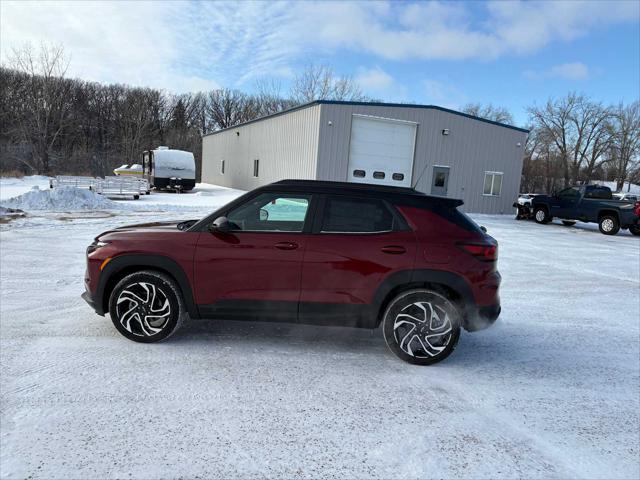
[1,179,639,479]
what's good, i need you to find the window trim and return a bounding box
[222,191,315,234]
[313,194,409,235]
[482,171,503,197]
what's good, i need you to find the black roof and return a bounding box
[265,179,463,206]
[202,100,529,137]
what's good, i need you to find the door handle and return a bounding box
[381,245,406,255]
[274,242,299,250]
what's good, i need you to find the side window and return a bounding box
[227,193,310,232]
[221,160,225,174]
[559,187,580,198]
[321,196,394,233]
[253,159,259,177]
[483,172,503,196]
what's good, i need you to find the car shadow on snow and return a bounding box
[168,317,539,369]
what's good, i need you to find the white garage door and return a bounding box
[347,115,417,187]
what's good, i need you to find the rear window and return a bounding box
[430,202,483,233]
[321,196,395,233]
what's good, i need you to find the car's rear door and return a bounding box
[299,194,416,326]
[194,191,315,321]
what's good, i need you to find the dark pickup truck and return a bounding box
[531,185,640,236]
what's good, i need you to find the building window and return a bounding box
[221,160,225,174]
[483,172,503,196]
[253,159,259,177]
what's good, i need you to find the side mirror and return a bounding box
[209,216,230,233]
[480,226,487,233]
[259,208,269,221]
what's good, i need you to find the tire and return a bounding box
[382,289,461,365]
[108,270,186,343]
[534,206,552,224]
[630,225,640,236]
[562,220,576,226]
[598,215,620,235]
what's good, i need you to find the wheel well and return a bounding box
[598,210,618,221]
[102,266,176,314]
[375,281,464,327]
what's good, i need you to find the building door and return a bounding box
[431,166,450,196]
[347,115,417,187]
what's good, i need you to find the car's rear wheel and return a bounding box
[562,220,576,226]
[630,225,640,236]
[598,215,620,235]
[108,270,186,343]
[534,207,552,224]
[382,289,461,365]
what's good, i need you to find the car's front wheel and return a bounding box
[382,289,461,365]
[108,270,186,343]
[534,207,552,224]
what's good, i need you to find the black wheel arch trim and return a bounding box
[97,254,199,318]
[372,269,476,327]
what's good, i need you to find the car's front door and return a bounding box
[550,187,580,218]
[194,192,314,321]
[299,194,416,326]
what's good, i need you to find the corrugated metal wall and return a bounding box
[201,105,321,190]
[316,104,528,214]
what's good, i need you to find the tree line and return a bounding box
[1,45,638,192]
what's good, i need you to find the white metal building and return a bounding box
[201,100,529,214]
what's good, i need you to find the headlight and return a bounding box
[86,240,109,255]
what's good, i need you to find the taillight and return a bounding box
[634,201,640,217]
[458,242,498,262]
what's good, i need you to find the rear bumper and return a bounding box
[464,304,501,332]
[81,290,104,316]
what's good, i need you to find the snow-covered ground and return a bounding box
[1,177,639,479]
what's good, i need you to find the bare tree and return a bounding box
[7,43,73,174]
[608,101,640,191]
[290,64,367,103]
[462,103,514,125]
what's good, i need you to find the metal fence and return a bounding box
[49,176,150,199]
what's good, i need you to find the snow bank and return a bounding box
[0,186,121,211]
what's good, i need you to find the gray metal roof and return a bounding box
[202,99,530,137]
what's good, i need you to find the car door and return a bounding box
[194,191,314,321]
[299,194,416,327]
[550,187,580,218]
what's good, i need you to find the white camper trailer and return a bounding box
[142,147,196,191]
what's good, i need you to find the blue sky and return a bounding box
[1,0,638,126]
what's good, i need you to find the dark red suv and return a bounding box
[82,180,500,365]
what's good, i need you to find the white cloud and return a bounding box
[0,0,636,92]
[524,62,590,81]
[354,66,407,101]
[423,79,466,109]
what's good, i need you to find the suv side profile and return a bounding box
[82,180,501,365]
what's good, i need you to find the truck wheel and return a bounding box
[562,220,576,226]
[599,215,620,235]
[534,207,552,224]
[630,225,640,236]
[382,289,461,365]
[108,271,187,343]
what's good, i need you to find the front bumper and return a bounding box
[81,290,104,316]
